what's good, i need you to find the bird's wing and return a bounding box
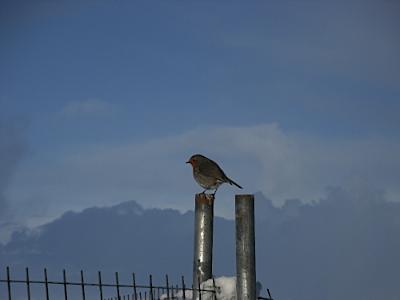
[198,159,227,182]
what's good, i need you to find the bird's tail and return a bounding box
[227,177,243,189]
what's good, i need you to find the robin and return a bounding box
[186,154,243,195]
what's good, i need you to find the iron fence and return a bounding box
[0,266,273,300]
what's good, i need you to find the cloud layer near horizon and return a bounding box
[4,123,400,235]
[2,189,399,300]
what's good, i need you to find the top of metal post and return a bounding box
[195,193,215,205]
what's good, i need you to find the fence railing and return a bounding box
[0,266,273,300]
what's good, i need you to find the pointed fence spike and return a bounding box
[115,272,121,300]
[26,267,31,300]
[212,277,217,300]
[165,275,170,300]
[7,266,12,300]
[44,268,50,300]
[181,276,186,299]
[149,274,154,300]
[267,288,273,300]
[198,276,202,300]
[63,269,68,300]
[80,270,86,300]
[132,273,138,300]
[98,271,104,300]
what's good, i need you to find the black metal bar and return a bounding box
[0,277,216,292]
[6,266,12,300]
[81,270,86,300]
[198,276,202,300]
[149,275,153,300]
[212,277,217,300]
[181,276,186,299]
[132,273,138,300]
[26,267,31,300]
[63,269,68,300]
[267,288,273,300]
[98,271,104,300]
[0,269,218,300]
[44,268,50,300]
[139,292,142,300]
[165,275,170,300]
[115,272,121,300]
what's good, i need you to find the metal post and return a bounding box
[235,194,256,300]
[193,193,214,300]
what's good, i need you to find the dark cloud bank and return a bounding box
[1,189,399,300]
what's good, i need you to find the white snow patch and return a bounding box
[160,276,262,300]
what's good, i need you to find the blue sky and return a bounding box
[1,0,399,239]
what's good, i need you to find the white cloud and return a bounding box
[62,99,113,116]
[5,123,400,231]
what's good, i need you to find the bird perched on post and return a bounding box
[186,154,243,195]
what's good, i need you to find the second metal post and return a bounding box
[236,194,256,300]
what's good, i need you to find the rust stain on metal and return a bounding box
[196,193,215,205]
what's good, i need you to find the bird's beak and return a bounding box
[186,160,190,164]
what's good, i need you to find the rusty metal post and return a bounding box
[236,194,256,300]
[193,193,214,300]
